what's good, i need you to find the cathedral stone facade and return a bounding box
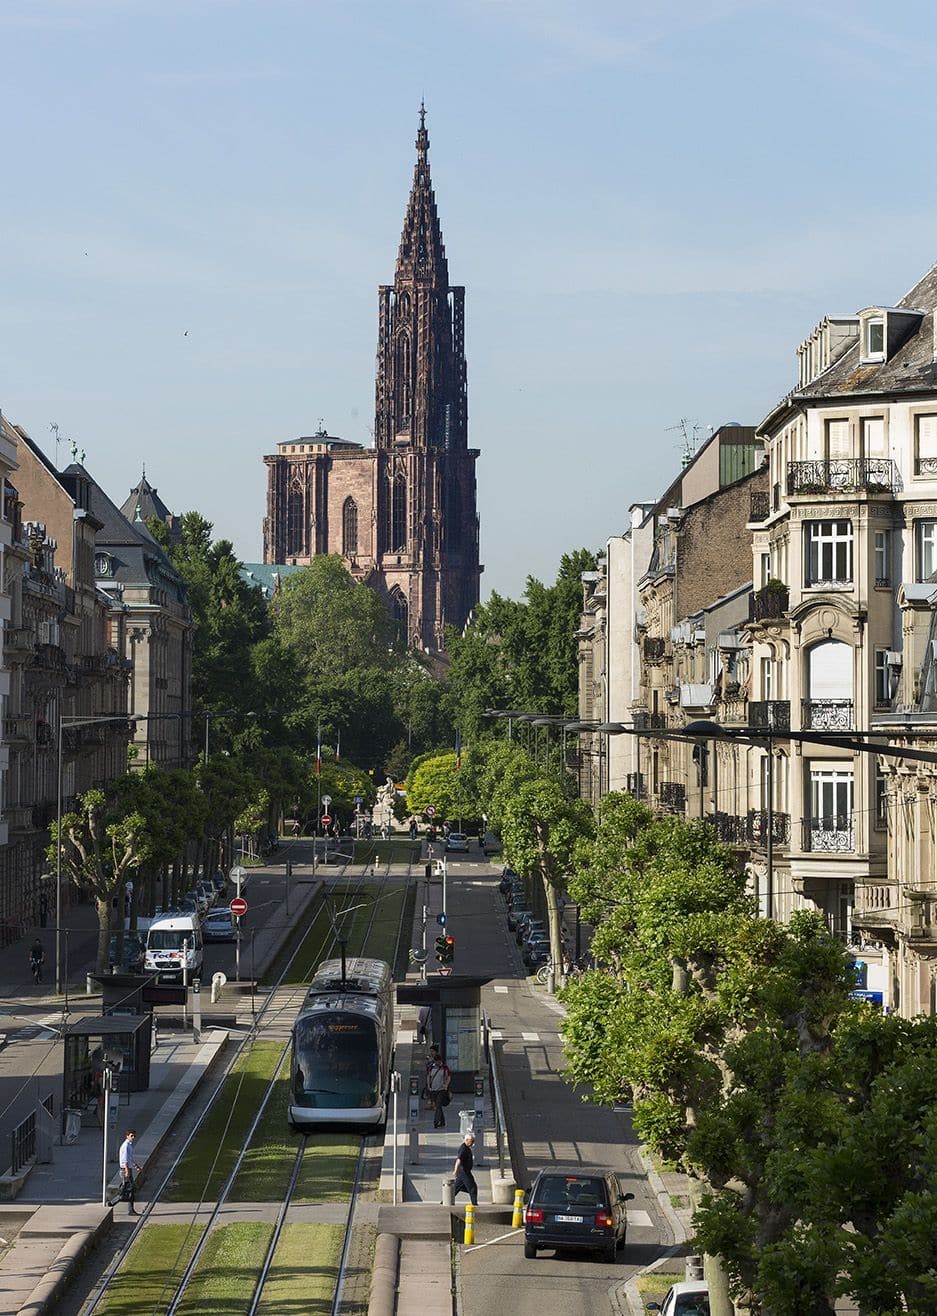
[262,110,481,655]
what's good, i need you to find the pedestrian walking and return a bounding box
[110,1128,141,1215]
[426,1053,451,1128]
[418,1004,432,1044]
[453,1132,478,1205]
[28,939,44,984]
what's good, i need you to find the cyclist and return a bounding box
[29,939,44,984]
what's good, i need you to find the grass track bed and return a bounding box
[164,1041,284,1201]
[256,1222,345,1315]
[175,1222,274,1315]
[352,838,420,865]
[230,1069,299,1201]
[93,1224,204,1315]
[294,1133,361,1201]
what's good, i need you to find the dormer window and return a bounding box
[94,552,113,578]
[865,317,885,361]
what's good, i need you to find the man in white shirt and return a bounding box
[112,1128,141,1215]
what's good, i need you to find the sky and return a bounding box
[3,0,937,598]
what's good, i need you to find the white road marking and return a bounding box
[464,1227,524,1252]
[627,1209,653,1228]
[493,985,508,993]
[489,1030,503,1040]
[521,1032,540,1042]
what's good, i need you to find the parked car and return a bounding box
[183,890,207,917]
[196,881,216,910]
[516,917,546,946]
[646,1281,710,1315]
[209,869,227,895]
[446,832,470,853]
[482,832,503,856]
[524,1167,634,1261]
[202,909,237,943]
[177,895,201,919]
[523,937,552,968]
[507,906,532,933]
[107,932,146,974]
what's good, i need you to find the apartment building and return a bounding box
[749,260,937,997]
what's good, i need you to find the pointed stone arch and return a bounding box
[392,474,407,552]
[342,496,358,557]
[287,475,305,557]
[389,586,409,647]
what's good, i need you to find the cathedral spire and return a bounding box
[396,105,447,282]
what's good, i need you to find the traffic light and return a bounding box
[442,935,455,964]
[434,935,448,963]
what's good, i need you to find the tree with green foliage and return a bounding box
[562,797,860,1315]
[445,548,597,744]
[48,789,151,971]
[112,764,206,922]
[405,752,477,824]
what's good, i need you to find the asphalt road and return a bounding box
[445,852,671,1316]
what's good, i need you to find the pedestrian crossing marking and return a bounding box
[627,1209,653,1228]
[521,1031,540,1042]
[489,1030,503,1040]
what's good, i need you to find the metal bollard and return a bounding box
[464,1202,476,1245]
[86,974,94,995]
[512,1187,525,1228]
[442,1177,455,1206]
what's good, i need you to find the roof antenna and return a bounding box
[666,418,699,468]
[50,422,64,466]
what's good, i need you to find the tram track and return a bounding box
[81,848,414,1316]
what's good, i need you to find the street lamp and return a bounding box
[55,713,140,995]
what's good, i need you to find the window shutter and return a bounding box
[826,419,850,459]
[862,417,885,457]
[917,415,937,461]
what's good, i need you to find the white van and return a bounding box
[144,913,203,983]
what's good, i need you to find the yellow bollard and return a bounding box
[464,1202,476,1245]
[512,1188,524,1229]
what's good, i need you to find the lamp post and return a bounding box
[55,713,140,996]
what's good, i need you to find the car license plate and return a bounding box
[555,1214,583,1224]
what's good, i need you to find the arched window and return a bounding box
[390,588,409,647]
[392,475,407,552]
[805,639,853,731]
[287,478,304,557]
[342,497,358,557]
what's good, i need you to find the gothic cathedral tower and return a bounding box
[262,109,481,657]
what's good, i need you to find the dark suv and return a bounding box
[524,1168,634,1262]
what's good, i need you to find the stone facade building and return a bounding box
[262,110,481,656]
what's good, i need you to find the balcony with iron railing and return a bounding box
[787,457,899,497]
[632,711,667,731]
[643,636,667,662]
[915,456,937,477]
[749,490,770,522]
[659,781,686,814]
[748,700,791,732]
[747,809,791,847]
[711,811,748,844]
[749,583,789,622]
[801,698,853,732]
[802,815,854,852]
[626,772,646,800]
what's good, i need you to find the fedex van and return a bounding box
[144,913,203,983]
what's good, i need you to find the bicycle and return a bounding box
[30,955,44,985]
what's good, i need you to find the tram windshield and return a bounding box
[293,1013,380,1109]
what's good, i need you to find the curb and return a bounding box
[367,1232,400,1316]
[616,1146,690,1316]
[16,1210,113,1316]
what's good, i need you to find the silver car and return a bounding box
[203,910,237,943]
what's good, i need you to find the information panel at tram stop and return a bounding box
[396,975,490,1093]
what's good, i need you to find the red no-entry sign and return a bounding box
[230,896,248,917]
[321,813,332,827]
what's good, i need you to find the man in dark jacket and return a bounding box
[453,1132,478,1205]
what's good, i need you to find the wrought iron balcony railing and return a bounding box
[711,811,747,844]
[749,585,789,622]
[632,712,667,731]
[748,700,791,732]
[626,772,646,800]
[643,636,666,662]
[915,457,937,477]
[747,809,791,847]
[749,490,770,522]
[787,458,899,496]
[802,815,854,852]
[659,781,686,814]
[802,698,853,731]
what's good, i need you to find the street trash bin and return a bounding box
[63,1108,81,1144]
[459,1109,476,1138]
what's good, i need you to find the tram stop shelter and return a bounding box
[62,1014,152,1121]
[397,976,490,1093]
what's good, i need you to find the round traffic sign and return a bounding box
[426,805,436,817]
[320,813,332,827]
[230,896,248,917]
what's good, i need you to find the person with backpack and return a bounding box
[426,1052,451,1128]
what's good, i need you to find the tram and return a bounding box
[289,956,395,1130]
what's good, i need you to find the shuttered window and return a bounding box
[826,419,850,460]
[915,414,937,475]
[861,416,885,458]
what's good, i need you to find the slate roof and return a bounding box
[764,261,937,426]
[59,463,187,604]
[120,473,173,526]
